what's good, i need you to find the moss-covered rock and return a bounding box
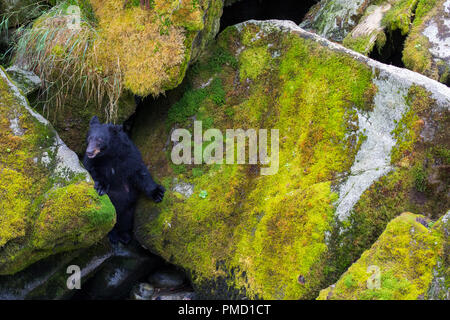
[318,212,447,300]
[314,0,449,86]
[402,0,450,85]
[10,0,224,153]
[132,20,449,299]
[0,65,115,275]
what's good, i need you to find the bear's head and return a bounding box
[85,116,122,159]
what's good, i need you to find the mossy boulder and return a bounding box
[300,0,374,42]
[0,66,116,275]
[318,212,448,300]
[402,0,450,85]
[132,20,449,299]
[313,0,449,86]
[11,0,225,153]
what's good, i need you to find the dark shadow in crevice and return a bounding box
[369,28,407,68]
[219,0,320,32]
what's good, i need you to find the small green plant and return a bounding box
[159,14,172,36]
[192,167,204,178]
[413,164,427,192]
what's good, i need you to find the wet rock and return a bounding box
[79,241,162,300]
[300,0,372,41]
[0,239,113,300]
[172,180,195,198]
[148,268,186,289]
[152,289,196,300]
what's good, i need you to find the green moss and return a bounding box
[318,213,443,300]
[402,0,440,81]
[239,46,271,81]
[134,24,376,299]
[382,0,419,35]
[32,182,115,249]
[0,66,115,275]
[166,64,227,129]
[343,33,376,55]
[0,167,33,247]
[328,85,449,283]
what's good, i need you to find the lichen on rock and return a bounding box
[308,0,450,86]
[318,212,447,300]
[300,0,373,42]
[132,20,449,299]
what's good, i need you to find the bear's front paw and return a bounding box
[150,185,165,203]
[94,181,109,196]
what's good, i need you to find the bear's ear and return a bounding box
[90,116,100,126]
[109,124,123,134]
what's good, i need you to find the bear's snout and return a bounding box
[86,144,100,158]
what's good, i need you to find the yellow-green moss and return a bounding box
[239,46,271,81]
[0,167,33,247]
[318,213,444,300]
[402,0,441,81]
[89,0,222,96]
[0,66,116,275]
[32,182,115,249]
[134,24,376,299]
[343,33,376,55]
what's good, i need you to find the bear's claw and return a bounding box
[151,185,165,203]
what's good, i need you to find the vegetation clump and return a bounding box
[318,212,445,300]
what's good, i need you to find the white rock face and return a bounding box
[422,0,450,67]
[0,66,90,182]
[335,77,409,222]
[6,65,41,95]
[351,4,391,38]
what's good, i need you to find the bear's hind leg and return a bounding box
[115,204,136,245]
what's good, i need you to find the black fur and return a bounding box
[83,116,165,244]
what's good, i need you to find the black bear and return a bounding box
[83,116,165,244]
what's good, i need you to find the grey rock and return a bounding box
[130,282,155,300]
[153,290,196,300]
[6,65,41,96]
[80,242,162,300]
[148,268,186,289]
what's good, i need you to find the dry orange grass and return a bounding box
[13,0,206,121]
[91,0,190,97]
